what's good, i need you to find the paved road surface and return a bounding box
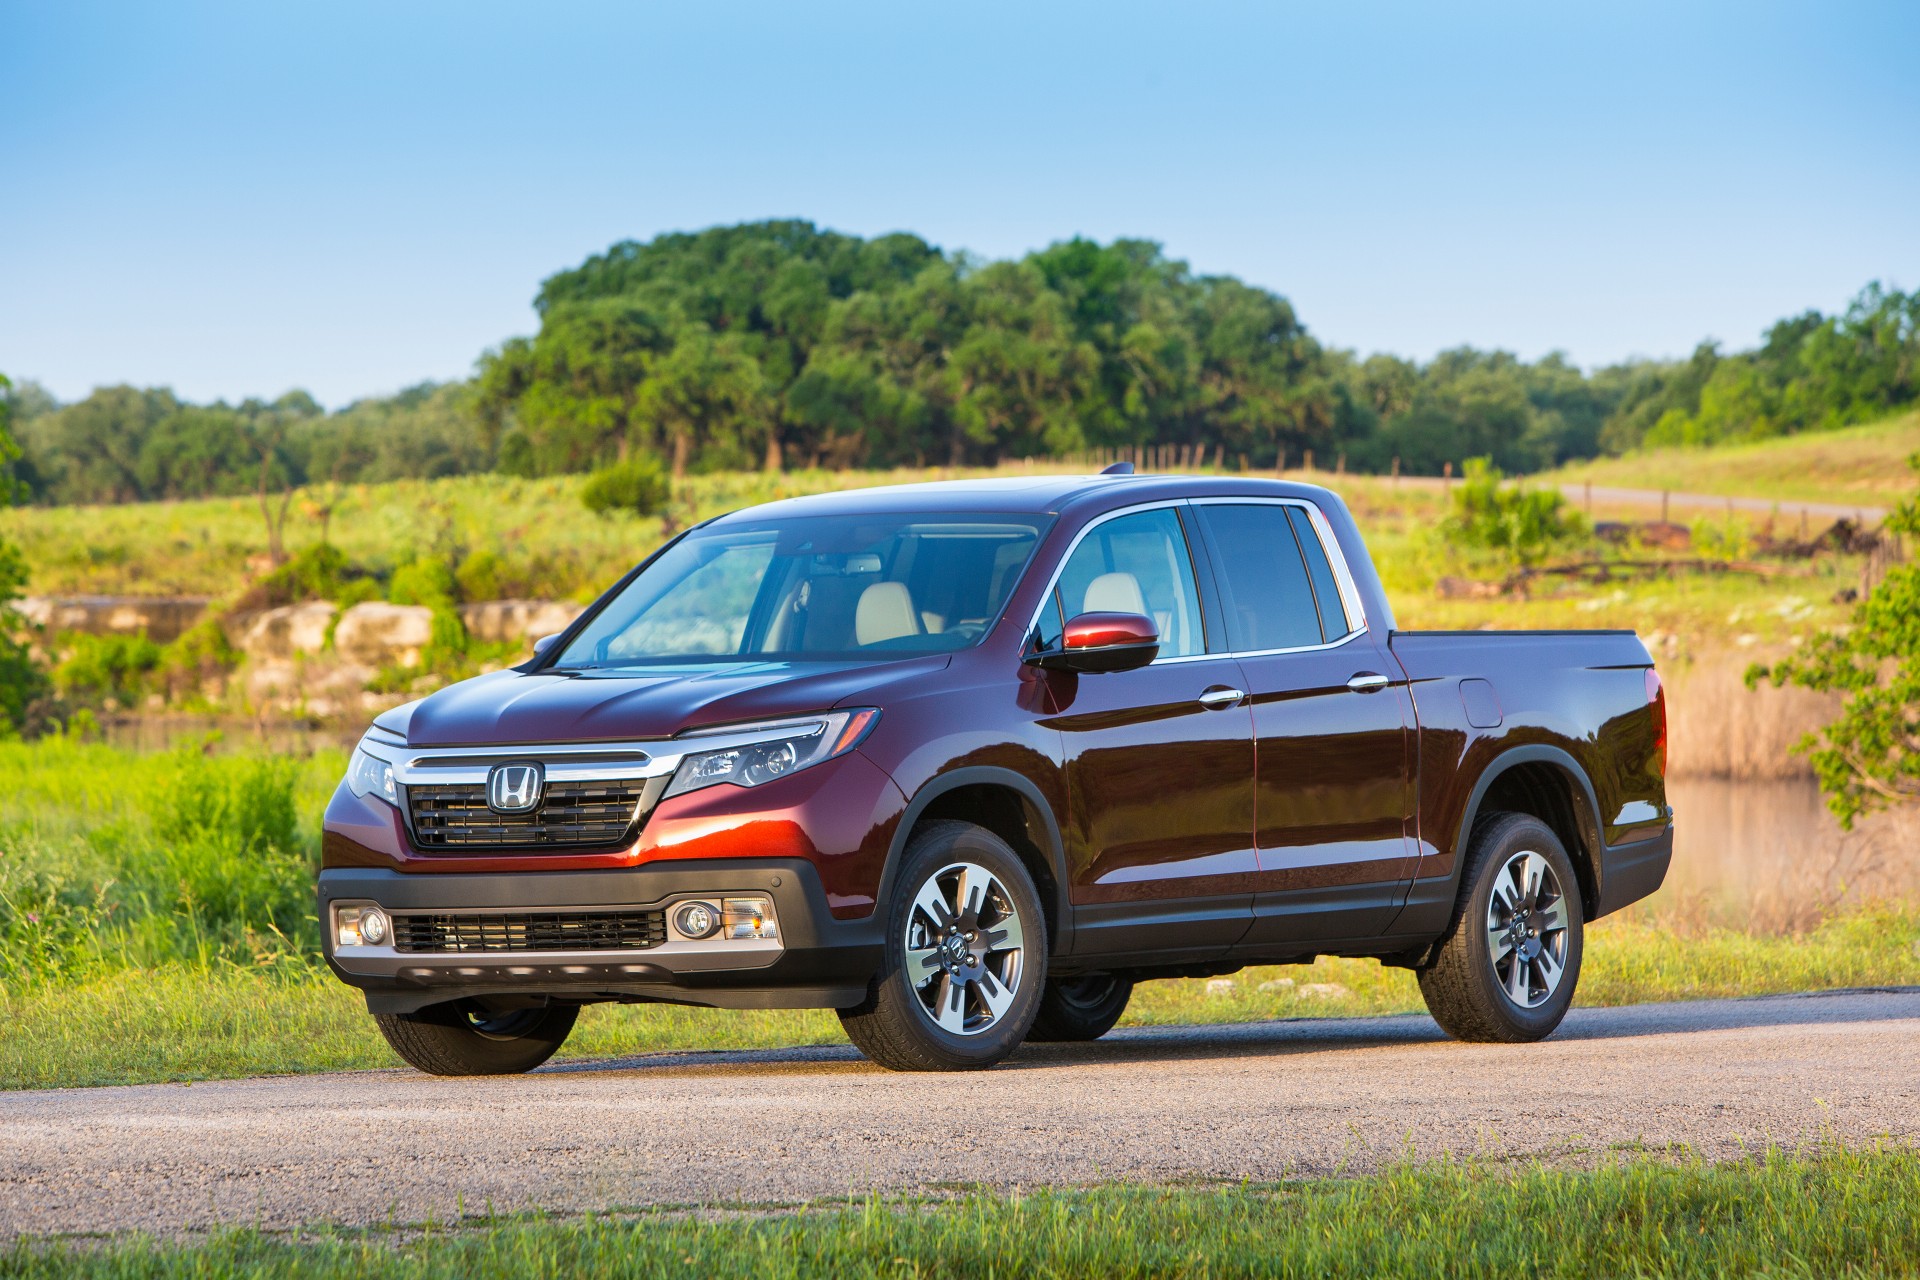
[3,990,1916,1238]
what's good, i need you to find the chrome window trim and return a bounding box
[1020,499,1208,663]
[1025,496,1372,667]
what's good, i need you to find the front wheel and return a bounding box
[1417,812,1584,1043]
[839,820,1047,1071]
[374,1001,579,1076]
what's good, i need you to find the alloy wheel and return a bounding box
[1484,850,1571,1009]
[903,861,1028,1035]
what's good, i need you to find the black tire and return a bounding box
[373,1001,579,1076]
[1418,812,1584,1043]
[838,820,1048,1071]
[1027,973,1133,1042]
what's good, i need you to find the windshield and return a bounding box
[553,512,1052,668]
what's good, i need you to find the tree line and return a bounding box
[5,220,1916,505]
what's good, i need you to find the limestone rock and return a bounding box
[236,601,337,661]
[333,602,434,667]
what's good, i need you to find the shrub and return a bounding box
[235,543,375,610]
[581,455,670,518]
[1443,457,1582,566]
[1749,452,1920,827]
[454,548,511,601]
[388,556,458,608]
[0,532,45,736]
[1693,514,1756,561]
[157,618,240,700]
[52,632,163,707]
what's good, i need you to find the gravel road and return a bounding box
[3,990,1916,1238]
[1383,474,1888,522]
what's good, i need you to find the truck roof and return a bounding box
[705,472,1348,523]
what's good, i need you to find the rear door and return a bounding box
[1188,499,1418,945]
[1032,504,1259,962]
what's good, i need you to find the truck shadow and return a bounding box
[544,987,1920,1079]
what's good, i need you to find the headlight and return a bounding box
[662,708,878,801]
[345,744,398,806]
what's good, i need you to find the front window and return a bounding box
[1034,507,1206,658]
[553,512,1051,668]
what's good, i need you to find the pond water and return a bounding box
[1656,776,1920,926]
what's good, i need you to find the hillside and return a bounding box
[1546,409,1920,508]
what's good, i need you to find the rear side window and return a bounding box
[1193,504,1323,652]
[1286,506,1353,642]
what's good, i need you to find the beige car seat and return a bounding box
[856,581,923,645]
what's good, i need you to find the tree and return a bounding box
[1748,454,1920,827]
[0,374,47,735]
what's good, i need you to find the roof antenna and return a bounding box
[1100,461,1135,475]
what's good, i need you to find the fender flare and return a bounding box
[1453,744,1607,912]
[876,765,1073,954]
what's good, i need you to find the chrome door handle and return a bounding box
[1197,686,1246,708]
[1347,672,1390,693]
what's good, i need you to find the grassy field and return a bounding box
[0,459,1877,655]
[10,1144,1919,1277]
[1548,408,1920,507]
[2,739,1917,1090]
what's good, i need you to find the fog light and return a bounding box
[336,905,376,948]
[360,906,389,946]
[723,897,777,941]
[673,900,721,940]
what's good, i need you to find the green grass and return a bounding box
[1549,408,1920,508]
[10,1145,1920,1277]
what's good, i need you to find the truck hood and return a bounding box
[398,656,953,747]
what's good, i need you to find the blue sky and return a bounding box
[2,0,1915,408]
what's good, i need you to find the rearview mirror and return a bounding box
[532,633,562,657]
[1026,611,1160,674]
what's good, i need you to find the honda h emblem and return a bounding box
[486,762,544,814]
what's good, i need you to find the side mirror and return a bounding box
[1026,611,1160,674]
[532,633,562,657]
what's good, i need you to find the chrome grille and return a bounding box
[405,780,647,849]
[392,910,667,954]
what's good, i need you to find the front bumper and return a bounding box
[319,858,882,1016]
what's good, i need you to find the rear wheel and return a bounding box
[1027,973,1133,1042]
[1417,812,1584,1043]
[374,1001,579,1076]
[839,820,1047,1071]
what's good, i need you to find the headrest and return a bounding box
[1082,571,1147,616]
[856,581,920,645]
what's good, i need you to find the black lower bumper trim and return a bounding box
[319,859,881,1015]
[1595,824,1674,918]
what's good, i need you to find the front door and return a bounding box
[1187,500,1417,945]
[1033,505,1258,962]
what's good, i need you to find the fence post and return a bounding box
[1661,490,1670,524]
[1277,447,1287,477]
[1304,449,1314,473]
[1443,460,1454,497]
[1336,452,1346,476]
[1391,456,1400,487]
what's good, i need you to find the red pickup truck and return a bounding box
[321,472,1671,1074]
